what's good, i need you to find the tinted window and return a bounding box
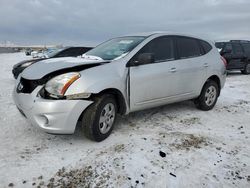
[232,43,243,54]
[79,47,92,55]
[176,37,201,59]
[139,37,174,62]
[224,43,232,52]
[200,40,212,54]
[56,48,81,57]
[242,43,250,56]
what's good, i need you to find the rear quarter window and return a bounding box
[200,40,212,54]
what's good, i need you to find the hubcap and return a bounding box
[99,103,115,134]
[205,86,217,106]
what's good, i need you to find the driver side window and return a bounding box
[138,37,175,63]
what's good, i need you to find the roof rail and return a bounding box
[230,40,250,43]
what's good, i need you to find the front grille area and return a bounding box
[17,78,41,94]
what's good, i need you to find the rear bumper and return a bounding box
[13,86,93,134]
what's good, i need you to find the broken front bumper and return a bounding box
[13,86,93,134]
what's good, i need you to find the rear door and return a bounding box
[226,43,245,69]
[174,36,208,96]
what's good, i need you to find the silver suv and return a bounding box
[13,32,227,141]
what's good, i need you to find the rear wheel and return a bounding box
[81,94,117,142]
[241,63,250,75]
[194,80,219,111]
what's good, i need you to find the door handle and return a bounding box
[203,63,209,67]
[170,68,177,72]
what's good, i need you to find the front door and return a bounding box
[129,36,180,111]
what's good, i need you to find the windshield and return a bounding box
[84,36,145,60]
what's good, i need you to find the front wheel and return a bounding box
[81,94,117,142]
[194,80,219,111]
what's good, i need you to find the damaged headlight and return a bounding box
[45,72,80,98]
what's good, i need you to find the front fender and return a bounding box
[65,63,128,97]
[66,76,125,95]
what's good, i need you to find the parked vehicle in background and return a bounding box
[12,46,92,79]
[216,40,250,74]
[215,42,225,52]
[30,50,40,58]
[13,32,226,141]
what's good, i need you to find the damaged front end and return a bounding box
[13,59,109,134]
[17,61,108,99]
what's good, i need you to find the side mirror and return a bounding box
[128,53,155,67]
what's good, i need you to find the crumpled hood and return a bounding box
[21,57,107,80]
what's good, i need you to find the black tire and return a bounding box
[194,80,219,111]
[241,63,250,75]
[81,94,117,142]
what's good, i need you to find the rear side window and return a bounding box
[140,37,175,62]
[242,43,250,56]
[176,37,201,59]
[232,43,243,54]
[224,43,232,52]
[200,40,212,54]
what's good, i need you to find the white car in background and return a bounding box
[31,48,58,58]
[31,50,39,58]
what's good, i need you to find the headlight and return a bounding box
[21,62,33,67]
[45,72,80,97]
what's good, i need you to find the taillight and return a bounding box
[220,56,227,68]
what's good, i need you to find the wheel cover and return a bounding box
[205,86,217,106]
[99,103,115,134]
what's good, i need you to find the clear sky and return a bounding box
[0,0,250,46]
